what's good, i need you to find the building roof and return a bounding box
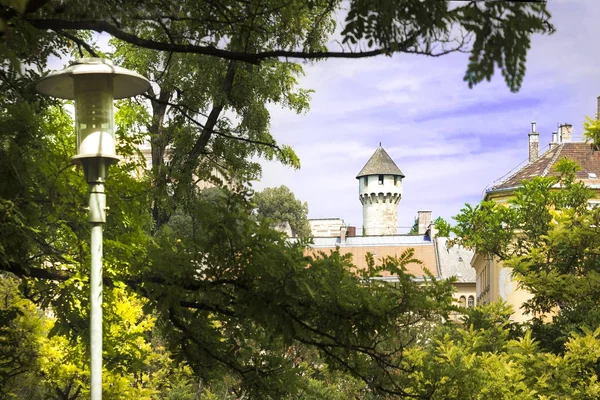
[435,237,475,283]
[487,142,600,193]
[303,234,478,286]
[356,146,405,178]
[307,235,436,279]
[306,235,475,283]
[310,235,432,248]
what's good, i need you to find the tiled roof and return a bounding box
[305,236,477,282]
[356,146,404,178]
[306,238,439,279]
[435,238,475,283]
[488,142,600,193]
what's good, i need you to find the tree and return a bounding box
[449,157,600,353]
[0,0,557,396]
[2,1,552,90]
[433,217,451,237]
[408,217,419,235]
[397,302,600,399]
[254,185,311,238]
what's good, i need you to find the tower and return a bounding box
[356,145,404,235]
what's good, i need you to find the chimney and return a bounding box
[347,226,356,237]
[429,223,438,239]
[528,121,539,163]
[559,123,573,143]
[417,211,432,235]
[549,130,559,150]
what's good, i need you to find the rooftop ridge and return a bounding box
[541,143,564,177]
[487,142,600,195]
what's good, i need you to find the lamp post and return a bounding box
[36,58,150,399]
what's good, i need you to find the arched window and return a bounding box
[459,296,466,308]
[468,296,475,308]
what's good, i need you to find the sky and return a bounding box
[253,0,600,233]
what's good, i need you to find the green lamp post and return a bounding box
[36,58,150,399]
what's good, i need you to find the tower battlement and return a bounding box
[359,192,401,205]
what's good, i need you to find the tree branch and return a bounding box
[26,18,462,64]
[55,30,98,57]
[185,59,236,166]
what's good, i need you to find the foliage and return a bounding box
[399,303,600,399]
[0,99,459,396]
[0,0,560,397]
[408,217,418,235]
[433,216,451,237]
[450,158,600,353]
[2,1,553,91]
[583,116,600,150]
[254,185,311,238]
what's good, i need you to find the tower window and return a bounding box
[378,174,384,185]
[364,176,368,186]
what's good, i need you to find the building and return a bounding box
[307,146,476,312]
[309,218,350,238]
[356,145,404,236]
[474,103,600,321]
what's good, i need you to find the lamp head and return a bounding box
[36,58,150,173]
[36,58,150,99]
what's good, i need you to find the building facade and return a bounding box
[307,145,475,312]
[474,105,600,321]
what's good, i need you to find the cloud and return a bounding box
[256,1,600,233]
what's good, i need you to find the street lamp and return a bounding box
[36,58,150,400]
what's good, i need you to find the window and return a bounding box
[459,296,466,308]
[378,174,384,185]
[364,176,368,186]
[468,296,475,308]
[394,176,399,185]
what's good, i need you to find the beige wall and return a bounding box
[472,252,533,322]
[306,244,437,278]
[448,282,476,321]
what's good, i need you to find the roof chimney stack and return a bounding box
[528,121,539,163]
[559,123,573,143]
[549,131,559,150]
[417,211,432,235]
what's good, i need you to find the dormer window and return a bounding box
[378,174,384,185]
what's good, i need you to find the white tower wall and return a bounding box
[359,174,402,235]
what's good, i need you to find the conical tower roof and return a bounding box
[356,145,404,178]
